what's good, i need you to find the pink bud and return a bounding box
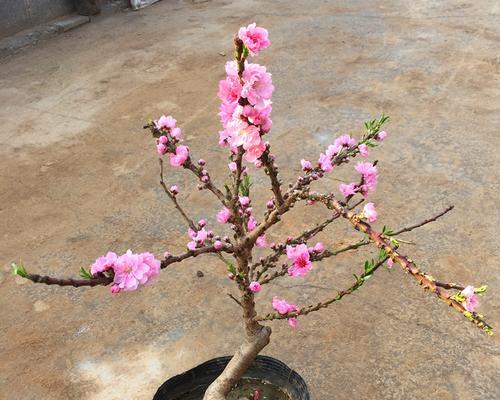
[359,143,369,157]
[198,219,207,228]
[110,285,120,293]
[387,259,394,269]
[164,251,172,258]
[266,199,274,209]
[249,281,262,293]
[187,241,197,251]
[159,135,168,144]
[201,175,209,183]
[228,162,237,172]
[170,185,178,195]
[313,242,325,253]
[214,240,224,250]
[198,159,206,166]
[156,143,167,155]
[239,196,250,207]
[376,131,387,141]
[300,159,312,171]
[254,160,263,168]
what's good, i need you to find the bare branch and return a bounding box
[159,158,197,231]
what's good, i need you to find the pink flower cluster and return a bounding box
[317,134,357,173]
[218,25,273,164]
[91,250,160,292]
[339,161,378,198]
[363,202,377,222]
[272,297,300,327]
[187,220,214,251]
[154,114,189,167]
[461,285,479,312]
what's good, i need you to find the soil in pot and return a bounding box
[172,377,290,400]
[154,355,310,400]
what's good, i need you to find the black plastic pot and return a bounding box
[153,355,310,400]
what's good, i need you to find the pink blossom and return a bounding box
[112,250,160,291]
[313,242,325,253]
[156,115,176,130]
[171,127,182,140]
[228,161,237,172]
[238,23,270,56]
[256,235,268,248]
[213,240,224,250]
[334,134,357,148]
[241,63,274,107]
[243,104,272,132]
[218,73,242,104]
[272,297,299,314]
[363,202,378,222]
[219,101,238,128]
[110,285,120,293]
[339,182,357,197]
[286,244,313,277]
[217,207,232,224]
[387,259,394,269]
[301,159,312,171]
[141,251,161,279]
[359,143,369,157]
[194,228,208,244]
[91,251,117,275]
[156,143,167,155]
[326,143,342,158]
[376,131,387,141]
[187,241,197,251]
[244,140,266,163]
[288,318,298,328]
[239,196,250,207]
[355,162,378,196]
[318,153,333,173]
[461,285,479,312]
[169,145,189,167]
[247,216,257,231]
[249,281,262,293]
[159,135,168,144]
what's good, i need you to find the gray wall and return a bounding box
[0,0,75,39]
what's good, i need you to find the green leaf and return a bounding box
[239,174,252,196]
[11,262,28,278]
[238,271,246,279]
[382,226,394,236]
[241,46,249,59]
[226,262,237,275]
[79,267,93,280]
[378,248,388,261]
[475,285,488,294]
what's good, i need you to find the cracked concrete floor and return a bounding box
[0,0,499,399]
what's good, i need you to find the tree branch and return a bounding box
[159,158,197,231]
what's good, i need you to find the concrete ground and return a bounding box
[1,0,499,399]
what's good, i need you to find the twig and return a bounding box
[159,159,197,231]
[389,205,454,236]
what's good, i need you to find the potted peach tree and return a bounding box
[12,24,492,400]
